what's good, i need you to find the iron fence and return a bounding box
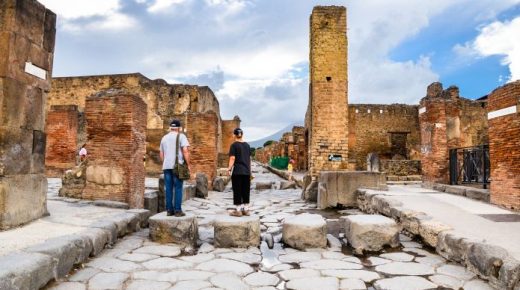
[449,145,490,189]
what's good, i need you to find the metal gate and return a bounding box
[449,145,490,188]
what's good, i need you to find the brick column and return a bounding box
[0,0,56,229]
[419,83,449,184]
[83,92,147,208]
[488,81,520,210]
[45,105,79,176]
[307,6,349,179]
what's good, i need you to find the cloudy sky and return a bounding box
[40,0,520,141]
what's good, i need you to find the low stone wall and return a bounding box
[380,160,421,176]
[317,171,387,209]
[356,189,519,289]
[426,183,490,202]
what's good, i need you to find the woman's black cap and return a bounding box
[233,128,243,136]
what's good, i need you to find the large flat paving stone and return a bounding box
[285,277,339,290]
[195,258,254,276]
[209,272,249,290]
[321,269,380,282]
[169,280,213,290]
[133,245,182,257]
[339,278,367,290]
[300,259,364,270]
[282,213,327,250]
[373,276,437,290]
[126,280,171,290]
[375,262,435,276]
[244,271,280,286]
[213,215,261,248]
[88,272,129,290]
[141,257,193,270]
[0,252,56,290]
[278,269,321,281]
[149,212,198,247]
[342,214,399,254]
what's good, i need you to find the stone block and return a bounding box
[24,234,92,278]
[255,181,273,190]
[149,212,198,247]
[195,173,208,198]
[436,230,472,263]
[127,208,152,228]
[465,188,490,202]
[445,185,466,196]
[79,228,110,257]
[282,213,327,250]
[183,183,196,201]
[212,176,227,192]
[214,215,261,248]
[317,171,387,209]
[144,191,158,215]
[280,180,297,190]
[418,219,452,248]
[88,220,118,244]
[0,252,56,290]
[432,183,447,192]
[343,214,399,254]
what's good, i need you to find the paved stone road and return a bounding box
[45,164,493,290]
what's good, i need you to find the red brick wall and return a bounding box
[419,92,449,184]
[488,81,520,210]
[221,117,240,154]
[83,92,147,208]
[45,105,78,176]
[174,112,219,189]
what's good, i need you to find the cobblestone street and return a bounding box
[44,164,493,290]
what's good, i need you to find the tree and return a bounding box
[263,140,275,147]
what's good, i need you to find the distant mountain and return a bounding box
[249,122,303,148]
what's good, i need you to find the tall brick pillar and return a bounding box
[83,92,147,208]
[488,81,520,210]
[307,6,349,180]
[219,115,241,167]
[45,105,79,177]
[419,83,449,184]
[0,0,56,229]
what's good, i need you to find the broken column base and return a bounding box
[0,174,47,230]
[149,212,198,247]
[342,214,399,254]
[214,215,261,248]
[282,213,327,250]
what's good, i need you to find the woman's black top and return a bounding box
[229,141,251,175]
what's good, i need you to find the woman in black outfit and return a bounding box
[227,128,252,216]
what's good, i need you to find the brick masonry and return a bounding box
[45,105,79,177]
[219,116,241,167]
[306,6,349,179]
[172,112,219,189]
[487,80,520,210]
[0,0,56,229]
[82,91,147,208]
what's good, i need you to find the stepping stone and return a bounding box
[279,269,321,281]
[244,272,280,287]
[213,215,261,248]
[149,212,198,247]
[282,213,327,250]
[373,276,437,290]
[375,262,435,276]
[285,277,339,290]
[342,214,399,254]
[255,181,274,190]
[340,278,366,290]
[88,272,129,290]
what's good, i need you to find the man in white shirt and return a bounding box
[160,119,191,216]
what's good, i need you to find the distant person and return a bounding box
[79,144,87,162]
[160,119,191,217]
[228,128,252,217]
[288,159,295,181]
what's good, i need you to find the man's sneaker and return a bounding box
[229,210,242,217]
[166,211,175,216]
[242,209,250,216]
[174,211,186,217]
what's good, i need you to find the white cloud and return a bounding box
[474,17,520,81]
[39,0,137,31]
[147,0,188,13]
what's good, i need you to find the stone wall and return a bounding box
[45,105,78,176]
[380,160,422,176]
[306,6,349,179]
[487,80,520,210]
[47,74,223,175]
[419,82,488,184]
[348,104,421,170]
[173,112,219,189]
[219,116,241,167]
[0,0,56,229]
[82,91,147,208]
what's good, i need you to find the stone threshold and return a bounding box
[0,209,151,290]
[356,188,519,290]
[426,183,490,202]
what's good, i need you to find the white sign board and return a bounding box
[488,105,517,120]
[419,107,426,114]
[24,62,47,80]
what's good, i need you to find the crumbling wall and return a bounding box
[45,105,78,177]
[82,91,147,208]
[0,0,56,229]
[348,104,421,170]
[219,116,241,167]
[419,82,488,184]
[306,6,349,179]
[487,80,520,210]
[47,74,223,175]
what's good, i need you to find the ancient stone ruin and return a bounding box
[0,0,56,229]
